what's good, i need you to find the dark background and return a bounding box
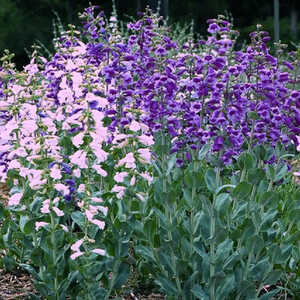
[0,0,299,69]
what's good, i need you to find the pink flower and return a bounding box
[72,132,85,147]
[91,219,105,230]
[22,120,38,133]
[57,88,73,104]
[53,207,64,217]
[92,248,106,256]
[86,93,108,109]
[140,172,153,184]
[129,120,141,132]
[138,134,154,146]
[93,164,107,177]
[85,209,94,221]
[130,176,136,186]
[91,197,103,203]
[114,171,128,183]
[65,59,76,71]
[72,41,86,56]
[50,165,62,180]
[92,148,108,163]
[54,183,70,196]
[112,185,126,199]
[70,251,84,260]
[118,153,135,169]
[70,150,88,169]
[137,148,151,163]
[71,239,84,252]
[8,192,23,206]
[28,170,47,190]
[35,221,49,230]
[91,110,105,122]
[136,193,146,201]
[19,167,30,178]
[0,100,9,110]
[78,184,85,193]
[98,206,108,216]
[41,199,50,214]
[73,168,81,178]
[7,160,21,170]
[60,224,69,232]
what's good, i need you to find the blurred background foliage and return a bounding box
[0,0,299,68]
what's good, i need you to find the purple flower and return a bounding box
[208,23,220,34]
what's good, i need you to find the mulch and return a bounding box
[0,269,36,300]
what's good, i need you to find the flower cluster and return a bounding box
[74,11,299,165]
[0,14,155,260]
[0,6,299,263]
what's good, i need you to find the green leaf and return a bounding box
[246,235,265,256]
[166,154,177,176]
[248,168,265,185]
[259,191,280,207]
[236,280,256,299]
[223,251,241,270]
[112,262,130,289]
[198,212,210,239]
[232,202,248,220]
[19,263,40,279]
[274,163,288,182]
[30,247,43,266]
[71,211,85,231]
[135,245,156,262]
[155,276,178,295]
[261,209,277,231]
[198,143,211,160]
[278,244,292,264]
[216,274,235,299]
[153,207,168,229]
[205,168,217,193]
[29,197,42,213]
[265,165,275,181]
[215,193,231,214]
[238,152,257,170]
[191,284,209,299]
[182,271,200,297]
[288,208,300,223]
[19,215,34,235]
[249,258,271,282]
[258,288,281,299]
[3,255,17,272]
[264,270,282,286]
[92,288,107,298]
[216,239,233,264]
[253,145,266,160]
[231,182,252,201]
[58,271,79,295]
[183,188,193,208]
[157,249,175,274]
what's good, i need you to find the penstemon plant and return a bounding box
[0,4,299,300]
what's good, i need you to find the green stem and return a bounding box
[240,167,246,182]
[50,212,59,300]
[247,185,257,218]
[267,179,273,191]
[209,167,220,300]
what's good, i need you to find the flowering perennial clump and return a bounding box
[0,5,299,299]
